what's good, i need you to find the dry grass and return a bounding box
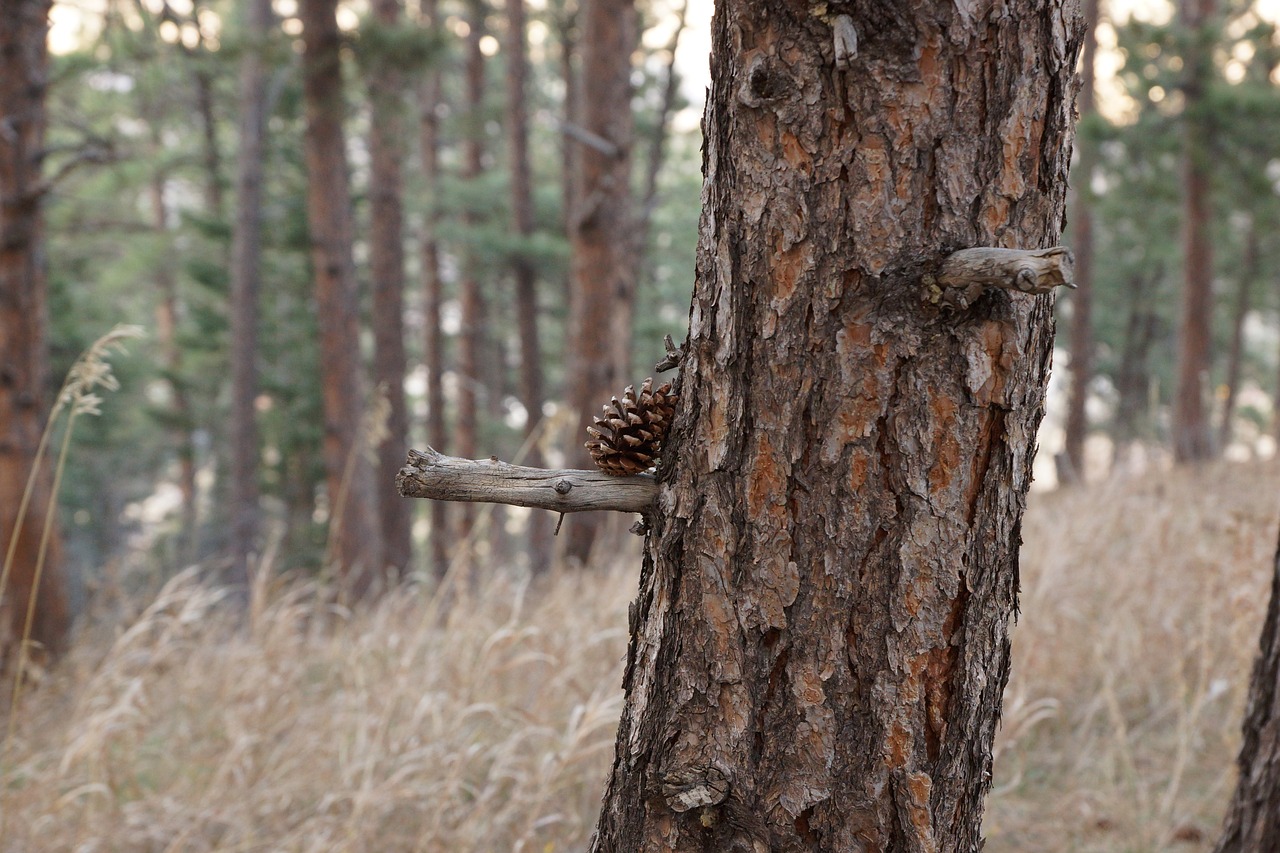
[2,461,1277,851]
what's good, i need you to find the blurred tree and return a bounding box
[564,0,636,564]
[365,0,413,577]
[0,0,72,660]
[504,0,551,572]
[300,0,385,595]
[591,2,1081,849]
[1062,0,1102,483]
[227,0,275,587]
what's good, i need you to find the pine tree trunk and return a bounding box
[300,0,386,595]
[1215,528,1280,851]
[1218,225,1257,451]
[226,0,273,588]
[1062,0,1101,484]
[417,0,449,579]
[1173,0,1216,463]
[1113,270,1160,454]
[564,0,635,564]
[456,0,488,552]
[591,3,1081,850]
[504,0,552,573]
[0,0,71,660]
[368,0,413,577]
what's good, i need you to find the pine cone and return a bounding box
[585,378,677,476]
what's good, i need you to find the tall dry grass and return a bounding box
[1,461,1276,851]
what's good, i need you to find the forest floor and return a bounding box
[1,461,1277,852]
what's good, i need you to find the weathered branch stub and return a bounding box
[396,447,656,514]
[926,245,1075,310]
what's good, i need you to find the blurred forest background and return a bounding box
[5,0,1280,849]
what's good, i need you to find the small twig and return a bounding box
[655,334,684,372]
[547,114,620,157]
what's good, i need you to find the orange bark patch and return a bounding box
[848,451,870,491]
[887,719,912,768]
[780,129,812,171]
[927,395,960,495]
[771,241,807,304]
[746,433,788,517]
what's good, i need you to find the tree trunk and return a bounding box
[367,0,413,577]
[1218,224,1257,451]
[1113,270,1160,453]
[591,3,1081,850]
[1062,0,1101,484]
[300,0,385,596]
[1214,527,1280,851]
[564,0,635,564]
[456,0,489,552]
[503,0,551,573]
[1173,0,1217,463]
[226,0,273,588]
[149,174,199,562]
[0,0,72,661]
[417,0,449,578]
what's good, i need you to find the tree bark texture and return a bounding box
[1062,0,1100,483]
[1172,0,1216,463]
[418,0,449,578]
[504,0,552,573]
[367,0,413,577]
[592,3,1081,851]
[564,0,635,563]
[226,0,273,587]
[1215,527,1280,852]
[0,0,72,659]
[301,0,386,595]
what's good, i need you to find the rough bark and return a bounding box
[367,0,413,577]
[1218,224,1257,451]
[591,2,1081,850]
[1172,0,1216,463]
[1062,0,1101,483]
[417,0,449,578]
[503,0,551,572]
[226,0,273,588]
[564,0,635,564]
[300,0,386,595]
[0,0,72,661]
[1214,527,1280,852]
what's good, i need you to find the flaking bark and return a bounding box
[591,2,1082,850]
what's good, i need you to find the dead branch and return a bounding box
[396,447,656,514]
[925,246,1075,310]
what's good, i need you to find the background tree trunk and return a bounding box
[417,0,449,579]
[0,0,72,660]
[1214,526,1280,852]
[1218,223,1257,451]
[300,0,385,595]
[503,0,551,573]
[1062,0,1101,483]
[367,0,413,577]
[1173,0,1217,463]
[564,0,635,564]
[226,0,274,588]
[592,2,1081,850]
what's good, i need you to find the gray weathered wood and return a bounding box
[396,447,656,514]
[927,246,1075,310]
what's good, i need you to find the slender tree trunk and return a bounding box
[1173,0,1217,463]
[417,0,449,578]
[564,0,635,564]
[300,0,386,596]
[1215,527,1280,851]
[0,0,72,660]
[1062,0,1101,483]
[591,3,1081,850]
[1218,224,1257,451]
[555,0,579,234]
[226,0,273,587]
[189,0,224,219]
[456,0,489,551]
[1114,270,1160,454]
[503,0,551,573]
[148,173,199,561]
[367,0,413,577]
